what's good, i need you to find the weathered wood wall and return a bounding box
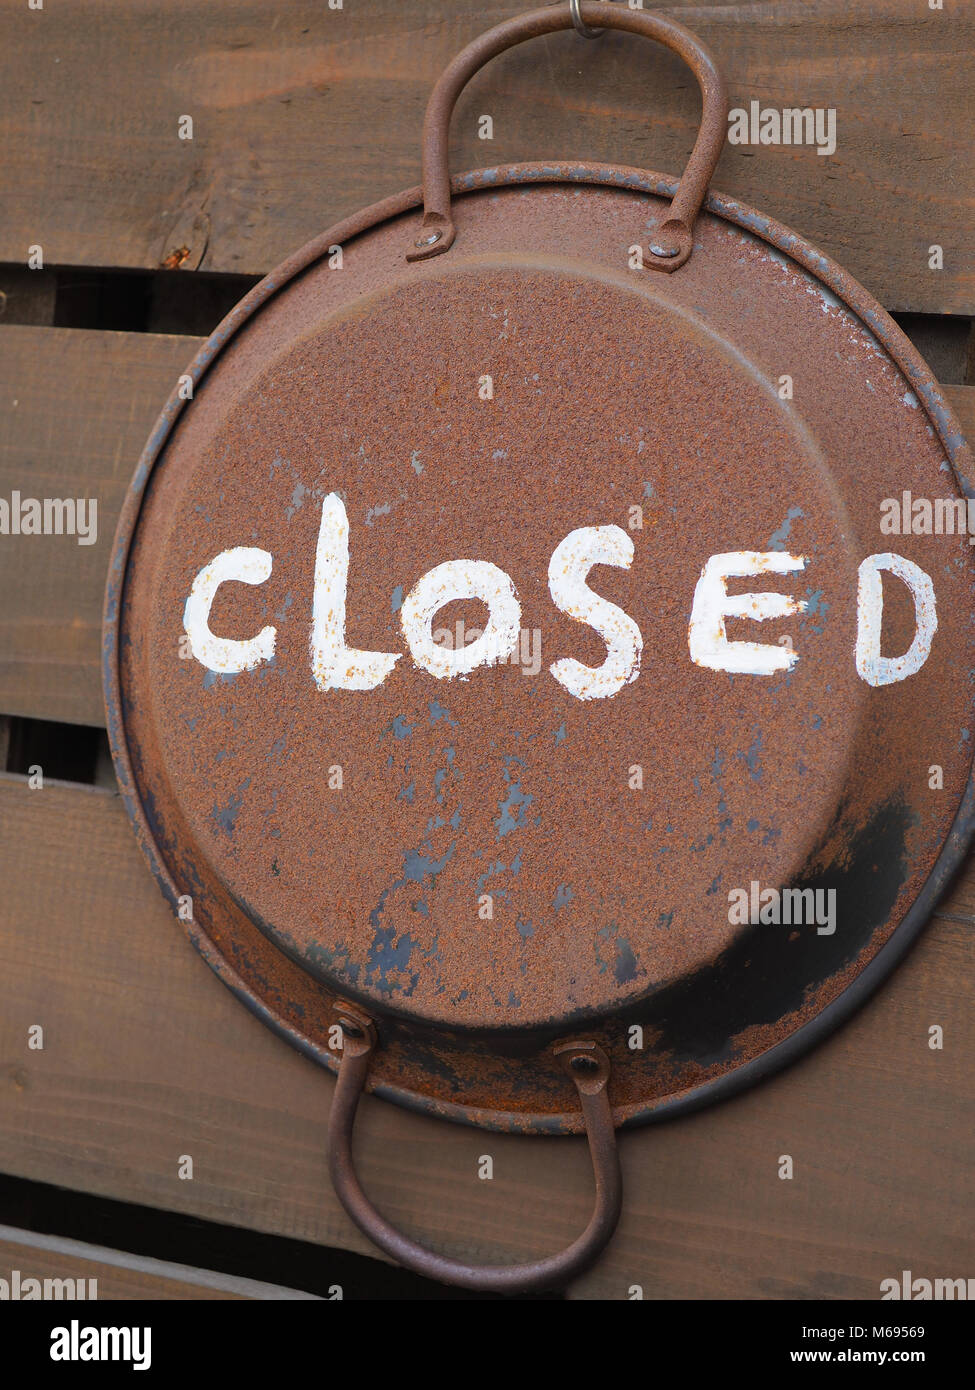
[0,0,972,1299]
[3,1,971,311]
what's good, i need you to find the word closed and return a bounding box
[182,494,937,700]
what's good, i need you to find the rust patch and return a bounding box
[161,245,192,270]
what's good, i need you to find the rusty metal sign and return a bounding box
[104,4,975,1290]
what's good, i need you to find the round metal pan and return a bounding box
[103,3,975,1288]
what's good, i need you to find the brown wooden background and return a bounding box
[0,0,972,1300]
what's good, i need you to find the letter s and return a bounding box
[548,525,642,700]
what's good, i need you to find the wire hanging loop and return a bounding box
[570,0,606,39]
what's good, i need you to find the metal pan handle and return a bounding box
[407,1,728,272]
[328,1012,623,1293]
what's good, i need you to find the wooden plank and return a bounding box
[0,1,971,313]
[1,324,973,729]
[0,1223,321,1300]
[0,327,200,727]
[0,775,970,1299]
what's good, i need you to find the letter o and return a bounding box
[400,560,520,679]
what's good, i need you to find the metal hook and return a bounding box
[570,0,604,40]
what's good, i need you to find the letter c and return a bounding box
[183,546,276,672]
